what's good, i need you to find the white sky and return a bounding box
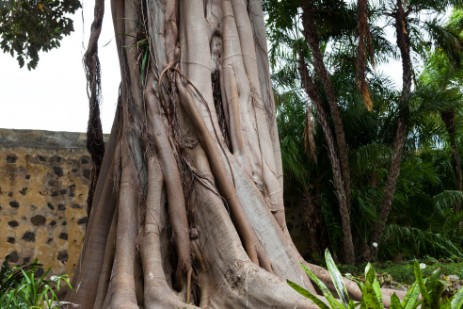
[0,0,118,133]
[0,1,406,134]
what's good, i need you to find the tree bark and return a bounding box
[302,186,324,260]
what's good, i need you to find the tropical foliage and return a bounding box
[288,250,463,309]
[0,260,71,308]
[267,1,463,262]
[0,0,81,69]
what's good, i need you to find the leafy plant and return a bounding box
[0,0,81,69]
[0,259,71,308]
[288,249,463,309]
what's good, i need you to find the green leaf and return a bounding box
[324,249,351,306]
[402,282,421,309]
[140,48,149,85]
[300,263,344,309]
[413,262,430,307]
[390,293,404,309]
[429,278,447,308]
[372,280,383,307]
[451,287,463,309]
[360,263,383,309]
[287,279,330,309]
[364,264,376,284]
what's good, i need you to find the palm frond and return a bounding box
[425,18,463,68]
[381,224,463,259]
[350,143,391,175]
[433,190,463,211]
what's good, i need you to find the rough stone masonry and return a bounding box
[0,129,96,276]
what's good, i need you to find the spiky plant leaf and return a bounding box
[390,293,404,309]
[402,282,421,309]
[287,279,330,309]
[381,224,463,259]
[426,268,447,309]
[451,287,463,309]
[300,263,344,309]
[372,279,383,306]
[325,249,351,306]
[413,261,430,307]
[360,263,383,309]
[433,190,463,212]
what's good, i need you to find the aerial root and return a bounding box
[145,74,192,293]
[65,124,121,308]
[222,64,249,172]
[191,240,209,307]
[105,130,142,308]
[93,210,117,308]
[174,73,277,274]
[176,75,262,266]
[140,156,199,308]
[185,268,193,304]
[189,182,317,308]
[256,243,273,273]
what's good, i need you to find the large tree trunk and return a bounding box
[66,0,312,307]
[65,0,402,307]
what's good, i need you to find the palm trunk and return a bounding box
[302,186,324,260]
[300,0,355,263]
[297,52,355,264]
[441,109,462,212]
[372,0,411,250]
[355,0,373,111]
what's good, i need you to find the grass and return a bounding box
[0,259,71,308]
[338,257,463,285]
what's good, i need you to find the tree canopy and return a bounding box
[0,0,80,69]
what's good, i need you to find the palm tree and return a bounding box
[370,0,463,257]
[371,0,413,255]
[268,0,463,262]
[420,9,463,211]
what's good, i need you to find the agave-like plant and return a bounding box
[288,249,463,309]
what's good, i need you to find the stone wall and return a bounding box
[0,129,92,276]
[0,128,311,276]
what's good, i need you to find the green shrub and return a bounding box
[288,249,463,309]
[0,259,71,308]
